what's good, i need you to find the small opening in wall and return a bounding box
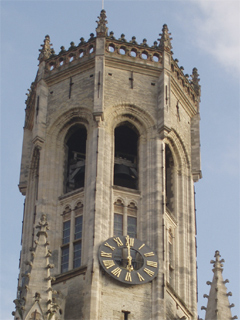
[50,64,55,71]
[59,59,64,66]
[90,74,93,78]
[89,46,94,54]
[79,50,84,58]
[153,54,159,62]
[151,83,155,86]
[141,52,148,60]
[109,44,115,52]
[108,73,112,76]
[120,47,126,55]
[69,55,74,62]
[130,50,137,57]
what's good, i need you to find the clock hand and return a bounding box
[126,235,133,272]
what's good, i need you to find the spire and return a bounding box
[13,214,60,320]
[201,251,238,320]
[96,9,108,37]
[38,35,53,62]
[158,24,172,52]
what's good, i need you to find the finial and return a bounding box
[69,42,76,50]
[210,250,225,273]
[96,9,108,37]
[89,33,95,41]
[38,35,52,62]
[191,67,201,96]
[130,36,137,44]
[141,38,148,47]
[158,24,172,52]
[109,31,115,39]
[119,34,126,42]
[79,37,85,45]
[60,46,66,54]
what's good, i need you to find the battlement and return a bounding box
[44,35,96,73]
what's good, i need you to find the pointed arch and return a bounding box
[164,129,191,172]
[45,108,93,195]
[105,103,156,136]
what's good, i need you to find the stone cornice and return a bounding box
[105,56,162,77]
[43,58,95,87]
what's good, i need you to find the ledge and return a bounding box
[59,188,84,201]
[52,265,87,285]
[112,185,141,195]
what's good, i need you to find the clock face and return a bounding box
[98,235,159,285]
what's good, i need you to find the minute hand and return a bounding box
[126,235,133,272]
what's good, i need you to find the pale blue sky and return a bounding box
[1,1,239,319]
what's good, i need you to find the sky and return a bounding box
[0,1,239,319]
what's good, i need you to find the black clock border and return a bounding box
[98,235,159,285]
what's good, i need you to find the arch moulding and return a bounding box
[163,129,190,174]
[47,107,93,146]
[104,103,156,136]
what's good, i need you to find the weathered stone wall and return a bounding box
[17,27,200,319]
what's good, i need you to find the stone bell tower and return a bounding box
[13,10,201,320]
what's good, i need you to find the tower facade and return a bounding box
[14,10,202,320]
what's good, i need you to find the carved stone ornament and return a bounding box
[96,9,108,37]
[38,35,52,62]
[191,68,201,96]
[158,24,172,52]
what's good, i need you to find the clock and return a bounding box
[98,235,159,284]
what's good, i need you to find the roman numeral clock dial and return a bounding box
[98,236,159,285]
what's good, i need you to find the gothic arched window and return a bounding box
[113,200,137,238]
[61,202,83,273]
[165,145,174,213]
[64,125,87,193]
[114,124,138,190]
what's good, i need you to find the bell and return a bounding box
[114,164,131,176]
